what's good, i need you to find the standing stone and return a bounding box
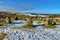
[24,17,35,28]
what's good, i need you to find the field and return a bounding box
[0,12,60,40]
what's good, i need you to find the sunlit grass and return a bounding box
[0,26,2,28]
[23,25,36,28]
[43,25,56,29]
[0,32,7,40]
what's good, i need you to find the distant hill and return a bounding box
[0,12,60,16]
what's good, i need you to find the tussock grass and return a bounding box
[23,25,36,28]
[0,32,7,40]
[43,25,56,29]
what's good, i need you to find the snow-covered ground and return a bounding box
[2,25,60,40]
[0,21,60,40]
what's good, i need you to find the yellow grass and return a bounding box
[23,25,35,28]
[43,25,56,29]
[0,26,2,28]
[0,32,7,40]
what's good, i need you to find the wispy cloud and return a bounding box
[0,0,34,12]
[0,6,16,12]
[0,5,34,12]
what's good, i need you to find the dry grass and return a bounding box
[0,26,2,28]
[43,25,56,29]
[24,25,34,28]
[0,32,7,40]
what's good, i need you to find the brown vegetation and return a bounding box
[0,32,7,40]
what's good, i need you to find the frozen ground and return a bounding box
[0,21,60,40]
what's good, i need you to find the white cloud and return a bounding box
[0,6,33,12]
[0,6,16,12]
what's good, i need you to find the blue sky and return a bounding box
[0,0,60,14]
